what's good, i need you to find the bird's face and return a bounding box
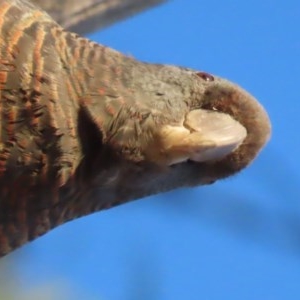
[84,63,271,202]
[134,64,271,173]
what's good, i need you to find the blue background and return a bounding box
[1,0,300,299]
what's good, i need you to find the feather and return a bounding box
[0,0,271,256]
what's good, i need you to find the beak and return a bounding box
[183,109,247,162]
[153,78,271,173]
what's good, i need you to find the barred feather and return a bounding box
[0,0,271,256]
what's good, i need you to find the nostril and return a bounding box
[196,72,215,82]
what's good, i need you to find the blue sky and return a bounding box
[4,0,300,299]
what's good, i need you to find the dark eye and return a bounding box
[196,72,214,82]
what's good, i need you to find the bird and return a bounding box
[0,0,271,256]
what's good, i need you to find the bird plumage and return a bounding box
[0,0,271,256]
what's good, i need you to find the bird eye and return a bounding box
[196,72,214,82]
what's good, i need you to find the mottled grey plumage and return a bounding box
[0,0,271,256]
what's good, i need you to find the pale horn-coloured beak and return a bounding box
[183,109,247,162]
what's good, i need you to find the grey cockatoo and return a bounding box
[0,0,271,256]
